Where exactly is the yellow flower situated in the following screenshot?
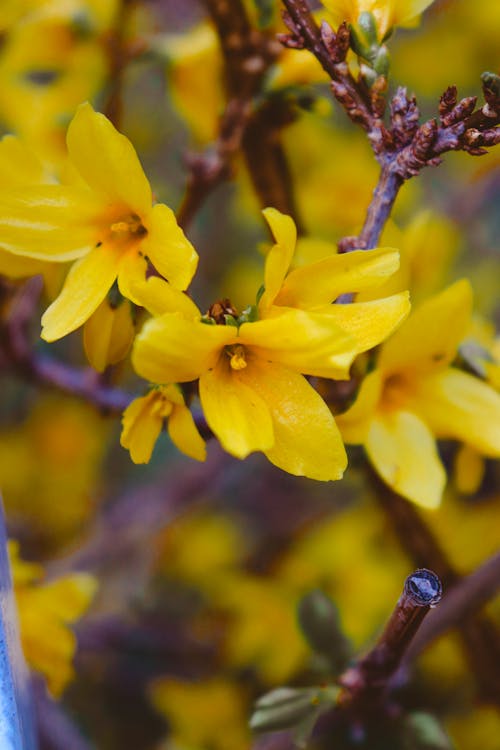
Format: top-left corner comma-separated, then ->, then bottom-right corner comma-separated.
337,280 -> 500,508
322,0 -> 435,39
259,207 -> 411,356
0,102 -> 198,341
9,540 -> 97,697
120,384 -> 206,464
150,677 -> 250,750
133,309 -> 356,480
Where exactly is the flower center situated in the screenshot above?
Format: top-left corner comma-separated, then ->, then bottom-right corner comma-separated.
226,344 -> 247,371
382,372 -> 408,410
106,213 -> 147,247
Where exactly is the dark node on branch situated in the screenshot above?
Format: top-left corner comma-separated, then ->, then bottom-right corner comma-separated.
439,85 -> 458,121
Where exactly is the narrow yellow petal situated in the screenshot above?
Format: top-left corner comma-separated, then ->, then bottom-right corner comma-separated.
316,292 -> 410,353
139,203 -> 198,291
276,247 -> 401,308
66,102 -> 152,216
41,245 -> 121,341
0,248 -> 49,278
168,405 -> 207,461
336,370 -> 383,443
379,280 -> 473,375
0,185 -> 98,261
84,297 -> 135,372
366,409 -> 446,509
259,208 -> 297,311
118,251 -> 200,318
132,314 -> 235,384
241,309 -> 357,379
199,356 -> 274,459
412,368 -> 500,457
240,360 -> 347,480
121,394 -> 165,464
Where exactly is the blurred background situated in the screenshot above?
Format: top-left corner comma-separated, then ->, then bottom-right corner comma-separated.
0,1 -> 499,748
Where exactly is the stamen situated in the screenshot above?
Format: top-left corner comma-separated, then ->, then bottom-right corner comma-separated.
228,344 -> 247,370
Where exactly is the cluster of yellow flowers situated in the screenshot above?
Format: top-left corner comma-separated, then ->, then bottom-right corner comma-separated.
0,101 -> 499,511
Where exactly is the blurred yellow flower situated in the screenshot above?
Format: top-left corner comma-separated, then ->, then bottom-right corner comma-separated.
0,102 -> 198,341
0,396 -> 108,549
150,677 -> 250,750
121,384 -> 206,464
337,280 -> 500,508
322,0 -> 435,39
9,540 -> 97,697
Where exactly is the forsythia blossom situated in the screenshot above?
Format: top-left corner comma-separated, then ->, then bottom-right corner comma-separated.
9,540 -> 97,697
130,210 -> 409,480
0,102 -> 198,341
121,384 -> 206,464
337,280 -> 500,508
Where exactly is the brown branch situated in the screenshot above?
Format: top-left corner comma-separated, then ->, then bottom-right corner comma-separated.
338,570 -> 442,712
373,474 -> 500,704
177,0 -> 301,230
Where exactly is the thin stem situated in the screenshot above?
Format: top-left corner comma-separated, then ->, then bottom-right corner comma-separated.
339,570 -> 442,705
358,165 -> 403,249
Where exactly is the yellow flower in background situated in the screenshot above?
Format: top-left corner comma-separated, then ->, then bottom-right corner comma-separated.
259,208 -> 410,355
121,384 -> 206,464
0,396 -> 108,550
322,0 -> 436,39
337,280 -> 500,508
150,677 -> 250,750
9,540 -> 97,697
0,102 -> 198,341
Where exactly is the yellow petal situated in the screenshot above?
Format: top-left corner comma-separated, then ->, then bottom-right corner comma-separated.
315,292 -> 410,353
336,370 -> 383,443
412,368 -> 500,457
276,247 -> 401,308
121,393 -> 165,464
168,405 -> 207,461
259,208 -> 297,311
118,250 -> 200,318
379,280 -> 473,375
366,409 -> 446,509
454,444 -> 485,495
41,244 -> 121,341
140,203 -> 198,291
83,297 -> 135,372
199,356 -> 274,459
0,185 -> 98,261
240,360 -> 347,480
241,308 -> 357,379
133,314 -> 235,384
66,102 -> 152,217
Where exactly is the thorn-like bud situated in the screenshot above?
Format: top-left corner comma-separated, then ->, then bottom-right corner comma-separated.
440,96 -> 477,127
439,86 -> 458,121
